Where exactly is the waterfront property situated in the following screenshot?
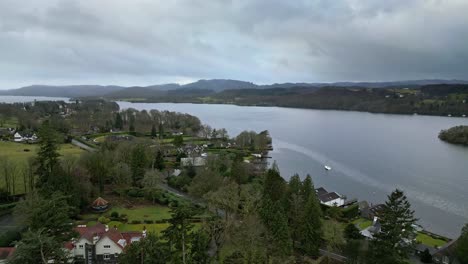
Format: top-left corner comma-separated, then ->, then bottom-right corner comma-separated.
315,187 -> 346,206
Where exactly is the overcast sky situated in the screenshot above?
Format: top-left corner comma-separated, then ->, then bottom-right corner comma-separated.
0,0 -> 467,89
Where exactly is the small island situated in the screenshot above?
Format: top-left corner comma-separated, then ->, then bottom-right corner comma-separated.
439,125 -> 468,146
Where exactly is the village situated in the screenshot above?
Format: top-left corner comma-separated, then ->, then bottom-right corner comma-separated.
0,100 -> 465,264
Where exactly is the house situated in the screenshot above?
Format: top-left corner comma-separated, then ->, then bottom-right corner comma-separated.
360,217 -> 382,239
361,203 -> 386,219
92,197 -> 109,212
432,239 -> 460,264
66,223 -> 145,263
315,187 -> 346,206
172,169 -> 182,177
13,132 -> 24,142
181,157 -> 206,167
0,247 -> 15,263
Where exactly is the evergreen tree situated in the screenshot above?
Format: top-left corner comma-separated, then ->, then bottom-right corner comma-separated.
173,135 -> 184,147
420,248 -> 433,263
260,168 -> 292,257
369,189 -> 417,264
190,230 -> 211,264
151,123 -> 157,138
129,115 -> 136,133
154,150 -> 165,171
115,112 -> 123,130
456,223 -> 468,264
163,205 -> 195,264
35,121 -> 60,189
158,123 -> 164,139
301,174 -> 314,202
301,185 -> 323,257
344,223 -> 363,240
287,174 -> 304,247
130,144 -> 148,186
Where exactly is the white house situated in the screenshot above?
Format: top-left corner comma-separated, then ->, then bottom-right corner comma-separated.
315,187 -> 346,206
181,157 -> 206,167
13,132 -> 24,142
66,223 -> 144,263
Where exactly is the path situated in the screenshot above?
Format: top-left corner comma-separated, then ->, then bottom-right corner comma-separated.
71,139 -> 96,152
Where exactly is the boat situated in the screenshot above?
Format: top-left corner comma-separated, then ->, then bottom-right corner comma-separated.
324,165 -> 331,171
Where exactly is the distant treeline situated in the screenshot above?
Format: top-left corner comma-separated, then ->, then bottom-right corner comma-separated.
439,126 -> 468,146
110,84 -> 468,117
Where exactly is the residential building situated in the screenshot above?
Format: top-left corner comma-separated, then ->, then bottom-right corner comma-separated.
66,223 -> 145,264
315,187 -> 346,206
432,239 -> 460,264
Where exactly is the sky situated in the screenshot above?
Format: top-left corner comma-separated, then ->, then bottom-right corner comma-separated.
0,0 -> 467,89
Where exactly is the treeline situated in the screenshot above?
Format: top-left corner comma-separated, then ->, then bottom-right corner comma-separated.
439,125 -> 468,146
114,84 -> 468,117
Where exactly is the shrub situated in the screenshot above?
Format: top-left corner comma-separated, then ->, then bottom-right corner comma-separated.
98,216 -> 110,224
127,188 -> 145,197
110,211 -> 119,218
131,220 -> 142,224
143,220 -> 154,224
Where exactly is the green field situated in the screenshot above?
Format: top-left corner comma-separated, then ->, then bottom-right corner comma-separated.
0,141 -> 83,163
0,141 -> 84,194
110,205 -> 172,222
416,232 -> 448,247
352,218 -> 373,230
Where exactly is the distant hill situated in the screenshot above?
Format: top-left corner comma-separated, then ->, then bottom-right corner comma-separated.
1,79 -> 468,98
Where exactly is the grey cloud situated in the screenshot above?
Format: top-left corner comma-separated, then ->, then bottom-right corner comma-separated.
0,0 -> 467,88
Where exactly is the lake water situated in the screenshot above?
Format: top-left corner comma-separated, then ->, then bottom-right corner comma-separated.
117,102 -> 468,238
0,95 -> 70,103
1,96 -> 467,237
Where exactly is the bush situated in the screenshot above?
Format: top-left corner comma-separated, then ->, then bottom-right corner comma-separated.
0,230 -> 21,247
98,216 -> 110,224
131,220 -> 142,224
110,211 -> 119,218
143,220 -> 154,224
127,188 -> 145,198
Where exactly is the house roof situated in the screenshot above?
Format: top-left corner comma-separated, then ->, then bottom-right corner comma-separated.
433,238 -> 458,258
316,187 -> 328,197
72,224 -> 144,251
369,204 -> 386,215
318,192 -> 342,203
0,247 -> 15,260
92,197 -> 109,207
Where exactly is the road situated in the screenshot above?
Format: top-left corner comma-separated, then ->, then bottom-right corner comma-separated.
319,248 -> 347,262
71,139 -> 96,152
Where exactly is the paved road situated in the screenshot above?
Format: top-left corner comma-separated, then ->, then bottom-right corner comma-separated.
319,248 -> 347,262
71,139 -> 96,152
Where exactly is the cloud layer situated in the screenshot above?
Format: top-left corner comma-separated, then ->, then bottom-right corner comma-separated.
1,0 -> 467,88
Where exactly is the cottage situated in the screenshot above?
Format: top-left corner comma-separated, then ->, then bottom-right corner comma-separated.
181,157 -> 206,167
361,203 -> 386,219
315,187 -> 346,206
66,223 -> 145,263
91,197 -> 109,212
13,132 -> 23,142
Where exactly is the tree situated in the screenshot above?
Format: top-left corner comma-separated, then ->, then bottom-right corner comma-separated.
369,189 -> 417,264
190,230 -> 210,264
129,114 -> 136,133
301,188 -> 323,257
119,232 -> 168,264
173,135 -> 184,147
163,205 -> 196,264
35,121 -> 61,189
158,122 -> 164,139
142,170 -> 163,204
130,144 -> 149,186
14,191 -> 76,242
115,112 -> 123,130
151,123 -> 157,138
323,220 -> 345,252
9,229 -> 70,264
456,223 -> 468,264
420,248 -> 433,263
154,150 -> 165,171
345,223 -> 363,240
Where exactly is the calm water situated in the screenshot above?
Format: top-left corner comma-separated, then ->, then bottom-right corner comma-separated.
1,96 -> 467,237
117,102 -> 468,238
0,95 -> 70,103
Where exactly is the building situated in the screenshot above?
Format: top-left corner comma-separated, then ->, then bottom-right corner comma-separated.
66,223 -> 145,263
91,197 -> 109,212
361,203 -> 386,219
315,187 -> 346,206
181,157 -> 206,167
13,132 -> 37,142
432,239 -> 460,264
13,132 -> 23,142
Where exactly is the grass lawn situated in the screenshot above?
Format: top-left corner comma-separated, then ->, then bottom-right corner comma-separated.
0,117 -> 18,128
105,205 -> 172,222
0,141 -> 84,194
352,218 -> 373,230
416,232 -> 448,247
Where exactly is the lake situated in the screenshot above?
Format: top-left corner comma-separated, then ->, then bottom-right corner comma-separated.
117,101 -> 468,238
1,96 -> 467,237
0,95 -> 70,103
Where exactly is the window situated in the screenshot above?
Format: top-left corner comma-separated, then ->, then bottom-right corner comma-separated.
78,245 -> 84,249
103,254 -> 110,260
103,245 -> 111,249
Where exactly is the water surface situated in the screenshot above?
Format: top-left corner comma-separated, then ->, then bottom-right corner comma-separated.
118,101 -> 468,238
